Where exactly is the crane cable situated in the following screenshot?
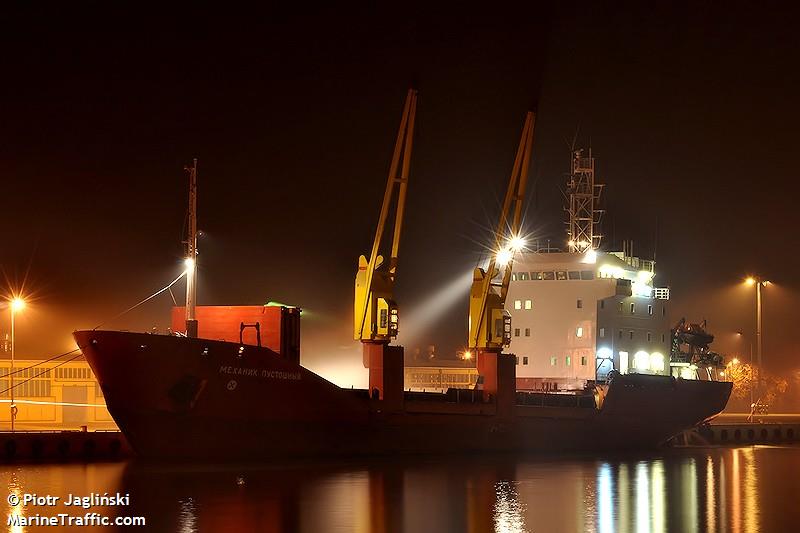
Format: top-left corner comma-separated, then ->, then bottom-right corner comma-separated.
93,270 -> 187,330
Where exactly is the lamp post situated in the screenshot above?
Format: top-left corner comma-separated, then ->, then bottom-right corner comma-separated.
745,277 -> 769,396
736,331 -> 754,408
9,297 -> 25,432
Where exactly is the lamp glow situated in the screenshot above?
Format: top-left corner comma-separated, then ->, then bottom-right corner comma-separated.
496,248 -> 513,266
509,235 -> 526,252
10,298 -> 25,312
745,277 -> 756,286
184,257 -> 196,270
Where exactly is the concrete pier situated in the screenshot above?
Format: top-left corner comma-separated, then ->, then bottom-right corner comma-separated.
0,431 -> 131,462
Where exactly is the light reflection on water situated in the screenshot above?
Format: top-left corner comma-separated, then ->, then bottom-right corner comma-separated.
0,446 -> 796,532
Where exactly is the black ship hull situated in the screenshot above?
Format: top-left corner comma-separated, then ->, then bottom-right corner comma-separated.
75,330 -> 732,460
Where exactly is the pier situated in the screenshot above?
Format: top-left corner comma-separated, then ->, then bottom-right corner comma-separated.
0,431 -> 130,461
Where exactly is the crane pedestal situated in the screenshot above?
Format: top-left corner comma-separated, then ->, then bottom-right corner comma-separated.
476,350 -> 516,416
364,343 -> 404,411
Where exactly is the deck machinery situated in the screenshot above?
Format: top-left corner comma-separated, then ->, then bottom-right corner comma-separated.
468,112 -> 535,400
354,89 -> 417,402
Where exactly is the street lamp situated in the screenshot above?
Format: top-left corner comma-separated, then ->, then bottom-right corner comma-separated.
736,330 -> 754,407
744,276 -> 769,394
9,297 -> 25,432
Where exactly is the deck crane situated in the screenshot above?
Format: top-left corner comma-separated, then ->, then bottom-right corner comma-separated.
354,89 -> 417,400
469,112 -> 535,398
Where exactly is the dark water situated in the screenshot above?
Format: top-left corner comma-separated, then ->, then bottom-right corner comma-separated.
2,446 -> 798,532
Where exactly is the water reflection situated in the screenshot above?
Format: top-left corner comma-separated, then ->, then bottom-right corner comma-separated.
0,446 -> 794,532
493,481 -> 527,533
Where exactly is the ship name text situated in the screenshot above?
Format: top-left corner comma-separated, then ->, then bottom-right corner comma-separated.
218,366 -> 301,380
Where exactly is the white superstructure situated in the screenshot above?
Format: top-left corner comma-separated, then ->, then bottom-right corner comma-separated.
505,249 -> 671,390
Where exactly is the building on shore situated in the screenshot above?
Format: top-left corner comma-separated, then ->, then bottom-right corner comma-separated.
0,357 -> 116,431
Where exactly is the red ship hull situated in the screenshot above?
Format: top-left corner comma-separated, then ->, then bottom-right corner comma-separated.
74,330 -> 731,459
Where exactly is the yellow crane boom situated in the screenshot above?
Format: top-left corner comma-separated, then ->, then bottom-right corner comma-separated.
469,111 -> 535,351
354,89 -> 418,343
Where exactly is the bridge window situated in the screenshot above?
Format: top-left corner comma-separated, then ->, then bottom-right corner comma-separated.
514,300 -> 522,310
525,300 -> 532,310
514,328 -> 520,337
550,356 -> 557,366
523,357 -> 529,365
525,328 -> 530,337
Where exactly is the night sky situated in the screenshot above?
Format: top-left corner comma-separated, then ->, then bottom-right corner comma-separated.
1,4 -> 798,383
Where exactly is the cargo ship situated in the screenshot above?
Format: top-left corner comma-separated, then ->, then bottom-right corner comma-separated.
74,324 -> 730,459
74,92 -> 731,459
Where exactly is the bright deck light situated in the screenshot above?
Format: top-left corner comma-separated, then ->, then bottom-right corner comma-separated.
496,248 -> 513,266
509,235 -> 526,252
184,257 -> 196,270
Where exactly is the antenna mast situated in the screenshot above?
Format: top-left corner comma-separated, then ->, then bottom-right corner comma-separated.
566,149 -> 603,252
185,158 -> 198,338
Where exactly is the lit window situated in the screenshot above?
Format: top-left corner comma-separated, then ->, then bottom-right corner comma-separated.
650,352 -> 665,372
600,327 -> 605,338
523,356 -> 529,365
619,351 -> 629,374
634,351 -> 650,370
556,271 -> 567,280
648,304 -> 653,315
514,328 -> 520,337
581,356 -> 587,366
576,326 -> 584,338
525,328 -> 530,337
519,272 -> 529,281
566,355 -> 572,366
512,273 -> 517,281
550,356 -> 557,366
577,299 -> 583,309
514,300 -> 522,310
630,303 -> 635,314
525,300 -> 532,310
